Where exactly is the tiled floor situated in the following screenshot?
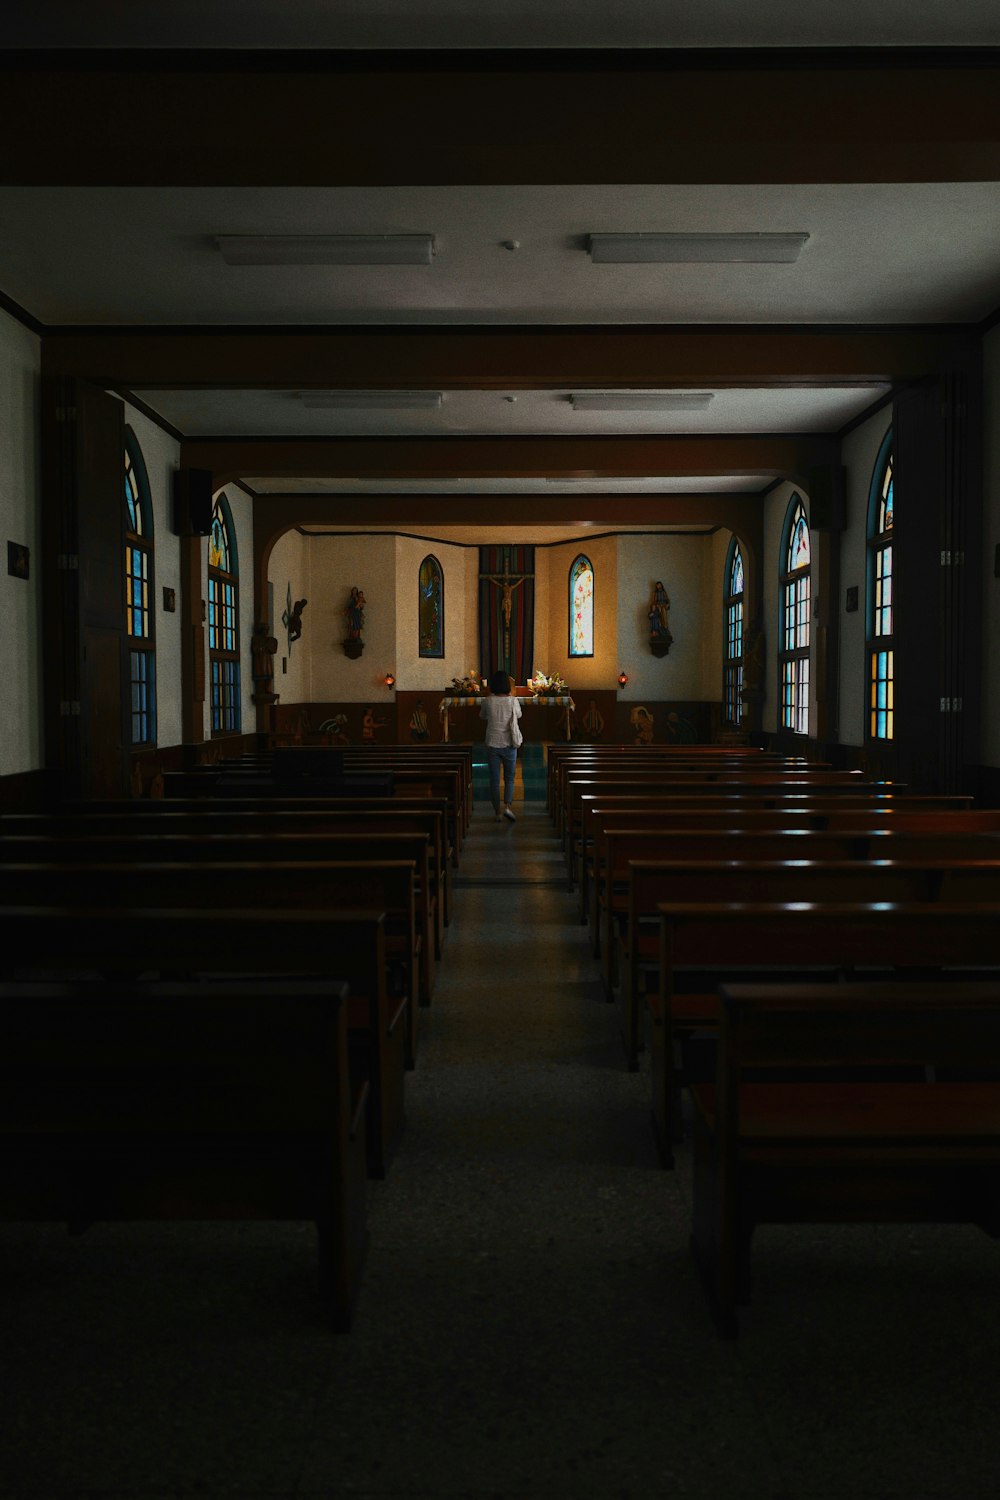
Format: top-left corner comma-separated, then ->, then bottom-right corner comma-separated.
3,799 -> 1000,1497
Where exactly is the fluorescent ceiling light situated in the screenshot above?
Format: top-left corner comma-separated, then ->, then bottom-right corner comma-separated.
298,391 -> 444,410
570,392 -> 714,412
588,232 -> 809,264
216,234 -> 436,266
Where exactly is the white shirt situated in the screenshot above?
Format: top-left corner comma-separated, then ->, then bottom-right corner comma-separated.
479,694 -> 523,747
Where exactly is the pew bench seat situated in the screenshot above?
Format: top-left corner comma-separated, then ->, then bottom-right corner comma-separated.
690,981 -> 1000,1338
0,976 -> 369,1330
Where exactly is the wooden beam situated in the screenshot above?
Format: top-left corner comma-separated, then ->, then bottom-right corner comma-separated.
5,54 -> 1000,185
42,327 -> 966,392
183,434 -> 836,488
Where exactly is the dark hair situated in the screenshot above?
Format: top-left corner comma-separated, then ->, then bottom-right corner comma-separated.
488,670 -> 511,695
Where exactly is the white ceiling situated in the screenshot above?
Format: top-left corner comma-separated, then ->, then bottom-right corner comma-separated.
147,385 -> 889,439
5,185 -> 1000,329
3,0 -> 1000,49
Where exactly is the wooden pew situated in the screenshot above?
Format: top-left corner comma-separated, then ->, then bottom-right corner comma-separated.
559,771 -> 873,872
650,901 -> 1000,1170
555,761 -> 838,843
0,904 -> 406,1180
0,857 -> 420,1070
616,856 -> 1000,1068
0,826 -> 438,1005
596,824 -> 1000,994
692,980 -> 1000,1337
0,975 -> 368,1330
4,804 -> 450,950
544,743 -> 793,814
578,795 -> 975,928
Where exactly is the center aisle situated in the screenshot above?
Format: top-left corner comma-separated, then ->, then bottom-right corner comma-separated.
306,800 -> 778,1495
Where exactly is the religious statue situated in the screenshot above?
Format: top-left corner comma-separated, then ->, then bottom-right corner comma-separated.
409,700 -> 430,741
582,699 -> 605,738
649,581 -> 671,638
251,622 -> 279,705
480,564 -> 530,628
343,587 -> 366,657
647,580 -> 674,656
345,587 -> 365,639
630,705 -> 655,745
287,598 -> 307,643
362,706 -> 387,741
317,713 -> 350,745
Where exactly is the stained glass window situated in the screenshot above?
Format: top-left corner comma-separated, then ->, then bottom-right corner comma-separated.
208,493 -> 241,735
723,538 -> 744,726
418,555 -> 444,657
123,429 -> 155,745
779,496 -> 810,735
569,554 -> 594,658
867,430 -> 894,740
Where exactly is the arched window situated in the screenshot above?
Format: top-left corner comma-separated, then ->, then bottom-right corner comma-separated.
124,429 -> 155,745
723,538 -> 744,726
569,554 -> 594,657
867,429 -> 894,741
418,554 -> 444,657
208,492 -> 241,735
779,496 -> 811,735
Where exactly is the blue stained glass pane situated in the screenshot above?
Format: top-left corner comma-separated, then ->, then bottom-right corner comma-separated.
730,545 -> 744,596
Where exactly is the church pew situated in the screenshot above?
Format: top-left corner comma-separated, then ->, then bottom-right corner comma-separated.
547,749 -> 806,820
4,803 -> 451,945
0,905 -> 405,1181
555,760 -> 833,843
650,901 -> 1000,1170
0,975 -> 368,1330
582,797 -> 981,938
595,823 -> 1000,986
692,980 -> 1000,1337
0,826 -> 438,1003
616,856 -> 1000,1069
559,771 -> 872,871
164,760 -> 467,863
0,858 -> 420,1072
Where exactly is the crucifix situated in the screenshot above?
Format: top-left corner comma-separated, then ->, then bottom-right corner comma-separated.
479,562 -> 531,630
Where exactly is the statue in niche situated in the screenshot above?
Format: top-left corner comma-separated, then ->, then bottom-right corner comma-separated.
648,581 -> 672,638
343,587 -> 366,657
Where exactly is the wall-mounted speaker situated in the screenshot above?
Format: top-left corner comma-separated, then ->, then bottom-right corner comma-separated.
806,464 -> 846,532
172,468 -> 214,536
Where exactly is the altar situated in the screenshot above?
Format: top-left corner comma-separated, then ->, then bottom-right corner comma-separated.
438,690 -> 576,742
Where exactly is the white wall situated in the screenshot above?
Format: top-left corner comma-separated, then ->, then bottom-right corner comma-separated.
0,309 -> 42,775
839,408 -> 892,748
616,533 -> 714,701
308,534 -> 397,701
121,403 -> 183,747
982,326 -> 1000,768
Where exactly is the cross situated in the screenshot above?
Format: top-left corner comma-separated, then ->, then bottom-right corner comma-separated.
479,562 -> 532,629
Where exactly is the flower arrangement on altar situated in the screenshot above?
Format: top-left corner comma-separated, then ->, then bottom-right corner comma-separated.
449,669 -> 484,695
527,670 -> 568,697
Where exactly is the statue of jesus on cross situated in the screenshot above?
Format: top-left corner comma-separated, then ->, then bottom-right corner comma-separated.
479,563 -> 530,629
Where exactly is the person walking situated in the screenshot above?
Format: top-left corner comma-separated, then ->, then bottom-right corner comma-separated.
479,670 -> 523,822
